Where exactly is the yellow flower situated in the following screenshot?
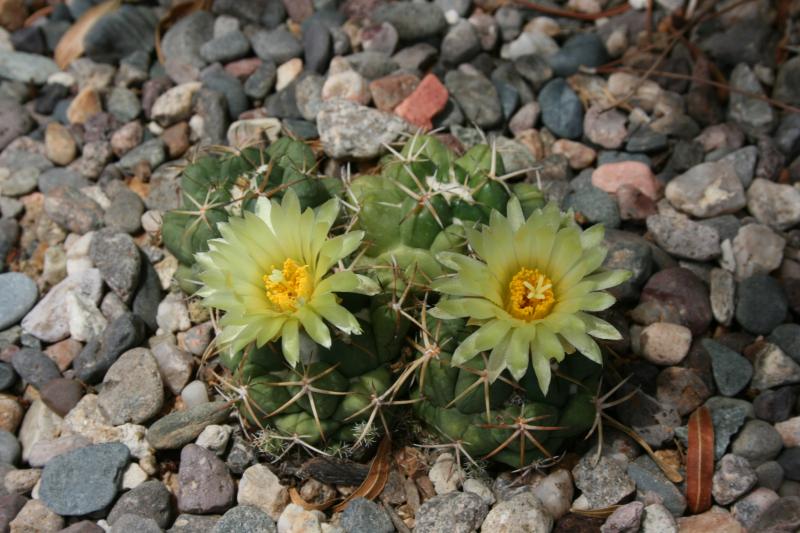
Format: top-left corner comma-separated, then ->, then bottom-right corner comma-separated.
431,199 -> 630,393
196,191 -> 378,366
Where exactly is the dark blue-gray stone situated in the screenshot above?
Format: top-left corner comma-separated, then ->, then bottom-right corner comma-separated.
340,498 -> 394,533
547,33 -> 609,77
736,275 -> 788,335
11,348 -> 60,390
564,187 -> 621,228
768,324 -> 800,364
627,455 -> 686,516
539,78 -> 583,139
201,64 -> 249,119
83,5 -> 158,64
0,430 -> 20,465
302,20 -> 331,74
212,505 -> 276,533
704,339 -> 753,396
39,443 -> 131,516
107,480 -> 173,528
73,313 -> 146,384
0,273 -> 37,331
372,2 -> 447,41
0,363 -> 16,392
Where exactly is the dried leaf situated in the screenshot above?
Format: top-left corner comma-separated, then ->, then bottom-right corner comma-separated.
155,0 -> 212,64
604,416 -> 683,483
54,0 -> 122,70
333,435 -> 392,513
570,505 -> 620,519
288,487 -> 337,511
686,406 -> 714,514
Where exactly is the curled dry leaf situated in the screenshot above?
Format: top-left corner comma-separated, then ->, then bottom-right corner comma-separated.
686,405 -> 714,514
288,487 -> 337,512
333,435 -> 392,513
54,0 -> 122,70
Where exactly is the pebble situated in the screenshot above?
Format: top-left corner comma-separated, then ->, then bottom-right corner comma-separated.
754,387 -> 796,423
394,73 -> 449,130
0,395 -> 22,433
117,138 -> 166,174
181,380 -> 210,408
676,507 -> 745,533
107,480 -> 173,529
746,179 -> 800,231
277,503 -> 324,533
251,26 -> 302,65
735,276 -> 788,335
361,22 -> 399,55
732,487 -> 779,529
709,268 -> 735,326
109,513 -> 162,533
757,461 -> 785,491
665,160 -> 745,218
712,453 -> 758,505
170,513 -> 222,532
732,223 -> 785,280
146,400 -> 230,450
627,455 -> 687,516
200,30 -> 250,64
161,11 -> 213,82
213,505 -> 276,533
11,348 -> 60,390
592,161 -> 660,199
428,453 -> 463,494
0,273 -> 37,331
602,501 -> 644,533
98,348 -> 164,425
441,20 -> 480,65
244,60 -> 277,100
151,82 -> 201,128
774,56 -> 800,105
481,491 -> 553,533
538,78 -> 583,139
27,434 -> 90,468
9,499 -> 63,531
444,69 -> 502,129
73,312 -> 147,384
776,417 -> 800,449
728,63 -> 775,133
0,493 -> 27,532
414,491 -> 488,533
640,322 -> 692,365
195,424 -> 232,456
372,2 -> 446,41
768,324 -> 800,364
177,444 -> 234,514
39,442 -> 130,516
572,454 -> 635,509
104,189 -> 145,234
369,72 -> 419,112
0,363 -> 15,392
0,429 -> 19,465
732,420 -> 785,466
317,99 -> 411,159
530,469 -> 572,520
237,463 -> 288,521
656,366 -> 711,415
0,50 -> 58,84
340,497 -> 393,533
90,229 -> 141,304
150,341 -> 193,395
4,468 -> 40,494
646,210 -> 721,261
21,268 -> 103,344
43,186 -> 104,234
704,339 -> 752,397
321,69 -> 370,105
640,503 -> 677,533
753,496 -> 800,531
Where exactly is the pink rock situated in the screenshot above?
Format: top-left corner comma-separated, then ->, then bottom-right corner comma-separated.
617,184 -> 657,221
677,507 -> 745,533
224,57 -> 262,80
591,161 -> 662,200
394,73 -> 449,130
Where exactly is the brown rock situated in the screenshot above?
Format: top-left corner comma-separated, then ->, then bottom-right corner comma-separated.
44,122 -> 77,166
638,267 -> 713,335
369,73 -> 420,111
516,129 -> 545,160
224,57 -> 263,79
67,88 -> 103,125
677,507 -> 745,533
0,0 -> 26,31
551,139 -> 595,169
40,379 -> 83,418
0,395 -> 23,433
161,122 -> 190,159
617,184 -> 657,221
656,367 -> 711,416
44,339 -> 82,372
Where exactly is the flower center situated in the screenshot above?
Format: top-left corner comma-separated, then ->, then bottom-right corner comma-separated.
507,267 -> 555,321
263,258 -> 313,312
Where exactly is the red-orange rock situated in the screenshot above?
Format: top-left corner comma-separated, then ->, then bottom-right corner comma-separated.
369,73 -> 420,111
394,73 -> 449,130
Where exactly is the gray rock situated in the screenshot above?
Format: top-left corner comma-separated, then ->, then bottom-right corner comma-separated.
73,312 -> 147,384
0,493 -> 27,532
109,513 -> 162,533
751,496 -> 800,532
0,51 -> 59,84
344,51 -> 399,80
161,11 -> 214,81
627,455 -> 686,516
539,78 -> 584,139
751,343 -> 800,391
564,187 -> 621,228
640,503 -> 678,533
712,453 -> 758,505
777,448 -> 800,481
98,348 -> 164,425
732,223 -> 785,280
548,33 -> 609,77
200,30 -> 250,64
43,186 -> 104,234
444,70 -> 503,129
82,5 -> 158,64
414,491 -> 488,533
302,20 -> 331,74
732,420 -> 784,467
704,339 -> 752,397
665,160 -> 746,218
11,348 -> 60,390
0,273 -> 37,331
720,145 -> 757,187
59,519 -> 105,532
340,498 -> 393,533
132,258 -> 162,332
646,210 -> 721,261
746,178 -> 800,231
106,87 -> 141,123
0,362 -> 15,391
212,505 -> 275,533
774,56 -> 800,106
177,444 -> 234,514
573,454 -> 636,508
250,26 -> 302,64
736,275 -> 788,335
754,387 -> 796,423
728,63 -> 775,133
108,480 -> 173,528
769,324 -> 800,364
294,73 -> 324,121
89,229 -> 142,304
200,64 -> 249,119
317,99 -> 411,159
392,43 -> 438,72
104,189 -> 145,234
38,168 -> 90,195
170,513 -> 221,532
39,442 -> 130,516
441,20 -> 480,65
117,138 -> 166,174
0,430 -> 20,465
602,501 -> 644,533
146,401 -> 231,450
372,2 -> 446,41
244,60 -> 276,100
756,461 -> 784,491
194,88 -> 229,145
481,491 -> 553,532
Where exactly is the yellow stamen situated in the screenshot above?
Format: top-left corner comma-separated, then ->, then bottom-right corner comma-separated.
508,267 -> 555,321
263,258 -> 312,312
